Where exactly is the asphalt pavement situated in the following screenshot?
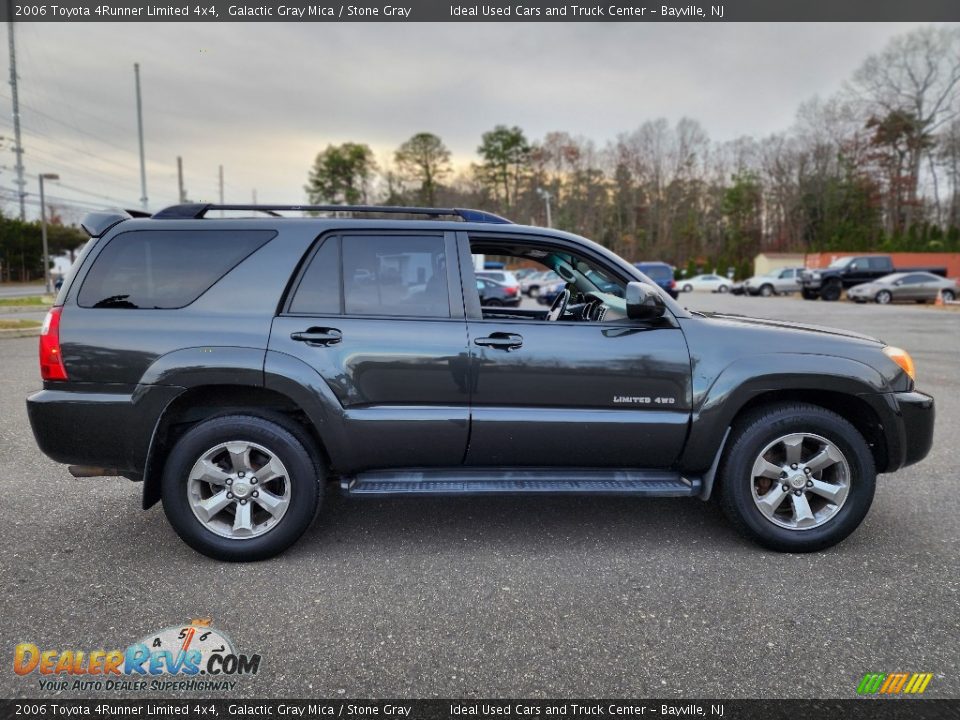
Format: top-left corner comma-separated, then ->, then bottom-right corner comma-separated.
1,292 -> 957,699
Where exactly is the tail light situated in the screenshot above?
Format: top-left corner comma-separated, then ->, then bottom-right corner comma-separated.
505,285 -> 519,296
669,279 -> 676,289
39,307 -> 68,381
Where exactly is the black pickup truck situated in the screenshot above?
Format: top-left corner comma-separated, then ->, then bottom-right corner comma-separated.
800,254 -> 947,301
26,205 -> 935,560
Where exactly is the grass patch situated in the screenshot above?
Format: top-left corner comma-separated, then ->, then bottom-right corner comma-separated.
0,295 -> 53,307
0,319 -> 41,329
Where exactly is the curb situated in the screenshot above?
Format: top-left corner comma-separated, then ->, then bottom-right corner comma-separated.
0,326 -> 40,339
0,305 -> 51,315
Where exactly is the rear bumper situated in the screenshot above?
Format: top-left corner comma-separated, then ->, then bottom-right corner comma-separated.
891,390 -> 935,470
26,385 -> 180,474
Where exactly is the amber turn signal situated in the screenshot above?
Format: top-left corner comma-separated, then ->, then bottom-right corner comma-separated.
883,346 -> 916,382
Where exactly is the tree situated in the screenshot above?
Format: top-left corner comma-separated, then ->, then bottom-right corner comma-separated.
394,133 -> 451,206
475,125 -> 531,210
849,25 -> 960,228
305,143 -> 377,205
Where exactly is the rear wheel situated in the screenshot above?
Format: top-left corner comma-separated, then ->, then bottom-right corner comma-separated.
528,286 -> 540,298
683,284 -> 693,293
718,404 -> 875,552
161,415 -> 321,561
941,289 -> 955,302
718,284 -> 729,293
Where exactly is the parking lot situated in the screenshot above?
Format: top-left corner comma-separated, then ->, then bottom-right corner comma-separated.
1,292 -> 957,699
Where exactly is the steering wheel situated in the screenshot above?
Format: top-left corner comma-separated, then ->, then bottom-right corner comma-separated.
545,288 -> 571,322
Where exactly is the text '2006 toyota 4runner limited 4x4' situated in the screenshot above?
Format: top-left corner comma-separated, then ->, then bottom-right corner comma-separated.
27,204 -> 935,561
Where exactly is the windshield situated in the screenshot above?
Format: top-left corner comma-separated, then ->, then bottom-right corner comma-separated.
828,257 -> 854,268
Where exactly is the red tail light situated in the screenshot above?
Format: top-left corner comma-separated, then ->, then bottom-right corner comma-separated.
39,307 -> 68,381
505,285 -> 519,296
669,279 -> 676,288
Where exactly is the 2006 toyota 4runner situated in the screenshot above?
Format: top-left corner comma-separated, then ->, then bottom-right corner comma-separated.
27,204 -> 935,560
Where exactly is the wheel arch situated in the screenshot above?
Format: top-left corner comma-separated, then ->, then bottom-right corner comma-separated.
141,384 -> 333,509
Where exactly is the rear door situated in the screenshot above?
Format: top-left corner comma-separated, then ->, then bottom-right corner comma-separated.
269,231 -> 471,471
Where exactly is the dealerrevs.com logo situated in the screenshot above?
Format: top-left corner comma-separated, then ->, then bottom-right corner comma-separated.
13,619 -> 261,693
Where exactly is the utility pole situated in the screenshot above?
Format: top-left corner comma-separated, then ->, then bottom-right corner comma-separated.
177,156 -> 185,203
537,187 -> 553,228
134,63 -> 147,211
39,173 -> 59,293
7,13 -> 26,220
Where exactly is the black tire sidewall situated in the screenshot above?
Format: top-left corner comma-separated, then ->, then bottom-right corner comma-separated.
720,407 -> 876,552
161,415 -> 320,561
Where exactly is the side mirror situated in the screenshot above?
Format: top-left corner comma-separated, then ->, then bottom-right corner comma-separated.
626,281 -> 666,320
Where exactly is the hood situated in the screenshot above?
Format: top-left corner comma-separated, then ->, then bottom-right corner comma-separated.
848,282 -> 883,293
696,311 -> 883,345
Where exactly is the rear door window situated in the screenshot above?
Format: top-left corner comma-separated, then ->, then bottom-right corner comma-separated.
78,229 -> 275,309
341,235 -> 450,318
289,237 -> 342,315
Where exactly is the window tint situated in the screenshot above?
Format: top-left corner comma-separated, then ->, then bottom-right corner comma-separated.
900,274 -> 926,285
289,237 -> 341,314
868,257 -> 891,270
78,230 -> 274,309
342,235 -> 449,318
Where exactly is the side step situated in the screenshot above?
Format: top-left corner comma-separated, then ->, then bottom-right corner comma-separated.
341,468 -> 699,497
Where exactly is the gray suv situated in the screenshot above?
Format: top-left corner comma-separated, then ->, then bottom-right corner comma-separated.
27,204 -> 935,561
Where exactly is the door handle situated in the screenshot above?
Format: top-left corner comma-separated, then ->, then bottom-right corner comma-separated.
290,327 -> 342,346
474,332 -> 523,350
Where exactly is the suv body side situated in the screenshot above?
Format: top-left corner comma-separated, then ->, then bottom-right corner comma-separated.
28,218 -> 932,516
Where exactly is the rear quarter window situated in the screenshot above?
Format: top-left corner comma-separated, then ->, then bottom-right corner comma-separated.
78,229 -> 275,309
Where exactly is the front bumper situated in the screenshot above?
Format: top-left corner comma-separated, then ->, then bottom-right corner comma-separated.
891,390 -> 935,470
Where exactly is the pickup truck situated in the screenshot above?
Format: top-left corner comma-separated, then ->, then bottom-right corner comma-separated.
799,255 -> 947,301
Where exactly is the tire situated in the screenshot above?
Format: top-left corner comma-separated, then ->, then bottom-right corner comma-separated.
801,289 -> 819,301
682,284 -> 693,293
759,284 -> 774,297
486,299 -> 503,306
161,414 -> 321,561
941,289 -> 955,302
821,283 -> 842,302
528,286 -> 540,298
717,403 -> 875,553
875,290 -> 892,305
718,284 -> 729,293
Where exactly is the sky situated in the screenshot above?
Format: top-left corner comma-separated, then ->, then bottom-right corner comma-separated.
0,21 -> 947,221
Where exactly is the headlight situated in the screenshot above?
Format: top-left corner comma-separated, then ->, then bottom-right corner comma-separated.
812,272 -> 821,279
883,346 -> 916,381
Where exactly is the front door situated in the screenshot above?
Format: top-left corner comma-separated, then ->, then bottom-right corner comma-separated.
460,235 -> 692,468
269,231 -> 471,472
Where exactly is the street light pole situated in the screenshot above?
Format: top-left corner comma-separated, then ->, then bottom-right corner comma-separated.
39,173 -> 59,294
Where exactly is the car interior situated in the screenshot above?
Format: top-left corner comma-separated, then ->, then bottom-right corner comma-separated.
468,238 -> 638,324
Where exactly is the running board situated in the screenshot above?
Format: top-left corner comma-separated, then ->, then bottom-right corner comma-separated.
341,468 -> 699,497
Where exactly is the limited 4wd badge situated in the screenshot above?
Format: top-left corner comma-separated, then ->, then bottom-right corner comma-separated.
13,619 -> 261,692
613,395 -> 676,405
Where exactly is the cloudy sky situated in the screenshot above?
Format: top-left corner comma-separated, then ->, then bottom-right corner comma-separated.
0,21 -> 946,219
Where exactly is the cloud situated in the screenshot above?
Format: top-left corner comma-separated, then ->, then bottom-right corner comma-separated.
0,21 -> 943,215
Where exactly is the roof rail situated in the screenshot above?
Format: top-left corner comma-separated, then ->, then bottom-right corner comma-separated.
151,204 -> 513,224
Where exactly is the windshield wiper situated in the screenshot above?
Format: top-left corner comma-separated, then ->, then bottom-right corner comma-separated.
92,294 -> 139,309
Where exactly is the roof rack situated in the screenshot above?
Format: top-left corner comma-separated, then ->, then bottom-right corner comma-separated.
151,203 -> 513,224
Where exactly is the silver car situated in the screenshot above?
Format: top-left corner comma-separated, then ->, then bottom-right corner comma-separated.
742,267 -> 803,297
847,272 -> 958,304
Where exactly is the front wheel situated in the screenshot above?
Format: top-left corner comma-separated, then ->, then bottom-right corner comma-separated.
875,290 -> 892,305
718,403 -> 875,552
682,284 -> 693,293
801,289 -> 819,300
161,415 -> 321,561
759,284 -> 774,297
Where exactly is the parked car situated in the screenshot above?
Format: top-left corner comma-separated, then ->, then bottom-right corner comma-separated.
847,272 -> 958,304
536,278 -> 567,306
28,203 -> 934,560
800,255 -> 947,301
634,261 -> 679,299
476,269 -> 519,287
742,267 -> 804,297
680,274 -> 731,293
476,277 -> 521,307
521,270 -> 559,298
